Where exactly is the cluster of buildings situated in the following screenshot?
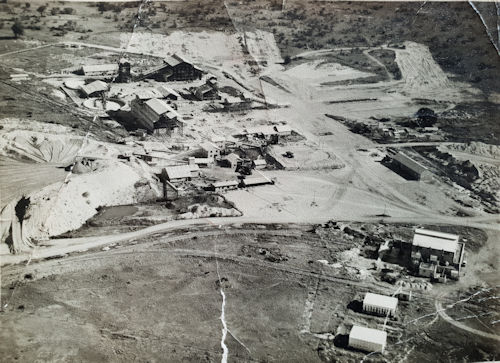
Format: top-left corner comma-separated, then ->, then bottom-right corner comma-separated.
347,228 -> 467,355
410,228 -> 466,281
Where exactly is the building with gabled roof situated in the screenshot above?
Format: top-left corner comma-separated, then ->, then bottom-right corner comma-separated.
144,54 -> 203,82
157,85 -> 181,100
163,164 -> 200,182
193,83 -> 219,101
131,97 -> 184,134
386,149 -> 432,181
80,80 -> 108,97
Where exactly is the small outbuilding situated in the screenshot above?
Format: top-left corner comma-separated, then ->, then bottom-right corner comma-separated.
212,180 -> 239,192
362,292 -> 398,317
348,325 -> 387,354
252,158 -> 267,170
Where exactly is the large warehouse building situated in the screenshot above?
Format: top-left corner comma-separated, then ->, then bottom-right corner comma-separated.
349,325 -> 387,354
410,228 -> 465,280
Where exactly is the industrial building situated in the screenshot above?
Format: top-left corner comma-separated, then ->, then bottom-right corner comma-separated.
130,98 -> 184,135
348,325 -> 387,354
145,54 -> 203,82
157,85 -> 181,100
80,80 -> 108,97
193,83 -> 219,101
411,228 -> 465,280
386,149 -> 432,181
116,59 -> 132,83
163,164 -> 200,182
81,64 -> 119,77
362,292 -> 398,317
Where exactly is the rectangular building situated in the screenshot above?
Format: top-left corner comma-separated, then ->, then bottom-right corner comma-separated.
212,180 -> 239,192
349,325 -> 387,354
387,149 -> 432,181
363,293 -> 398,317
82,64 -> 119,77
80,80 -> 108,97
145,54 -> 203,82
163,164 -> 199,182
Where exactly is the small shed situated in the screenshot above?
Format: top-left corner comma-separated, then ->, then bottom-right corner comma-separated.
212,180 -> 239,192
348,325 -> 387,354
252,159 -> 267,170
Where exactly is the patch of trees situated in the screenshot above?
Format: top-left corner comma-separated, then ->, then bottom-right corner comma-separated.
11,19 -> 24,38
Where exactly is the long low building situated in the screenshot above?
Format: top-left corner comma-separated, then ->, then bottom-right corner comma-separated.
82,63 -> 119,77
348,325 -> 387,354
386,149 -> 432,181
363,292 -> 398,317
163,164 -> 200,182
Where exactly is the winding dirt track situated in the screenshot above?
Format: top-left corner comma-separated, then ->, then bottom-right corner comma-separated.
435,300 -> 500,342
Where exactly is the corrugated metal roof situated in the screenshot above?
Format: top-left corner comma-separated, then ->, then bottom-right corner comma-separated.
350,326 -> 387,346
363,293 -> 398,310
413,228 -> 459,253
